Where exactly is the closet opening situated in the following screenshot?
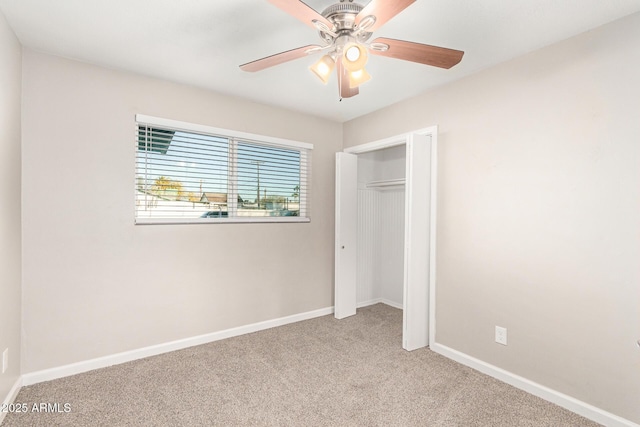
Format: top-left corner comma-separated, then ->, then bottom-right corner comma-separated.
355,144 -> 406,310
335,130 -> 436,351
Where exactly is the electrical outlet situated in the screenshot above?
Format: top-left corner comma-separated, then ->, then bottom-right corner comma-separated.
2,348 -> 7,374
495,326 -> 508,346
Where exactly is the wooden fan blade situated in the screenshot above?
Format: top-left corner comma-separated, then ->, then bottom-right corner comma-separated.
355,0 -> 415,32
267,0 -> 333,30
369,37 -> 464,69
240,45 -> 321,72
337,58 -> 358,99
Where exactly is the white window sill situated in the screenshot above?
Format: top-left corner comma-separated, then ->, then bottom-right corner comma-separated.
135,217 -> 310,225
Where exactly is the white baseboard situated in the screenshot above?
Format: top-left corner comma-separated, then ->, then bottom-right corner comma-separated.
357,298 -> 403,310
22,306 -> 334,387
431,342 -> 639,427
357,298 -> 382,308
380,299 -> 403,310
0,376 -> 23,425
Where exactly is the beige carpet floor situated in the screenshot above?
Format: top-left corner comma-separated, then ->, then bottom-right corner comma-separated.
2,304 -> 601,426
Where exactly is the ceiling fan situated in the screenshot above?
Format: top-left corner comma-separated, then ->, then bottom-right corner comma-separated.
240,0 -> 464,99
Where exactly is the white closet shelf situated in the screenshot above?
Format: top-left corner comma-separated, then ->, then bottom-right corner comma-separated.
366,178 -> 406,190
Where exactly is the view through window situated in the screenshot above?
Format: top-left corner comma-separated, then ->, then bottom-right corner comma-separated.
135,116 -> 311,223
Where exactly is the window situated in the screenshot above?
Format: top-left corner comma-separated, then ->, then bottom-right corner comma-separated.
135,115 -> 312,224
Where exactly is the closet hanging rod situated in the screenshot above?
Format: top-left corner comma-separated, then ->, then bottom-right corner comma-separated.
366,178 -> 406,189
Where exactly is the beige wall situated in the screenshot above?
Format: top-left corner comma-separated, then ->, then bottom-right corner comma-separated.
21,50 -> 342,373
0,13 -> 22,402
0,9 -> 22,402
345,13 -> 640,423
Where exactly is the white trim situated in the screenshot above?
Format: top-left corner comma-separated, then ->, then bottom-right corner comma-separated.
343,135 -> 405,154
22,306 -> 333,387
427,129 -> 438,347
136,114 -> 313,150
402,133 -> 432,351
431,343 -> 640,427
357,298 -> 383,308
357,298 -> 403,310
135,217 -> 310,225
343,126 -> 438,155
0,376 -> 23,425
381,299 -> 403,310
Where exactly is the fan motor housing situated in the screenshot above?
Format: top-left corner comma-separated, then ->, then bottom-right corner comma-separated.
320,1 -> 371,43
321,2 -> 363,19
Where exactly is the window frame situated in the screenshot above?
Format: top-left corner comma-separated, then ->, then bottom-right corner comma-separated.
135,114 -> 312,225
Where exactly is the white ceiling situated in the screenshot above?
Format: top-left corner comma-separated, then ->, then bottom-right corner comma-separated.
1,0 -> 640,122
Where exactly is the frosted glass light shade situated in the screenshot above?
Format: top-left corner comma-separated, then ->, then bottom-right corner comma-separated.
342,43 -> 368,72
349,67 -> 371,88
309,55 -> 335,84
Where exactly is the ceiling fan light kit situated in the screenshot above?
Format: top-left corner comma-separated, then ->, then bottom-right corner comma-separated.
240,0 -> 465,99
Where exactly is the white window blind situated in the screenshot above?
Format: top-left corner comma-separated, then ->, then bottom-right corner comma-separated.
135,115 -> 312,224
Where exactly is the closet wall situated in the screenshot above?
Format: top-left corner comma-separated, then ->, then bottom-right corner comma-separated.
356,145 -> 406,308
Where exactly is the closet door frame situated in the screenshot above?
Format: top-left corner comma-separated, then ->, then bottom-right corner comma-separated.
341,126 -> 438,349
